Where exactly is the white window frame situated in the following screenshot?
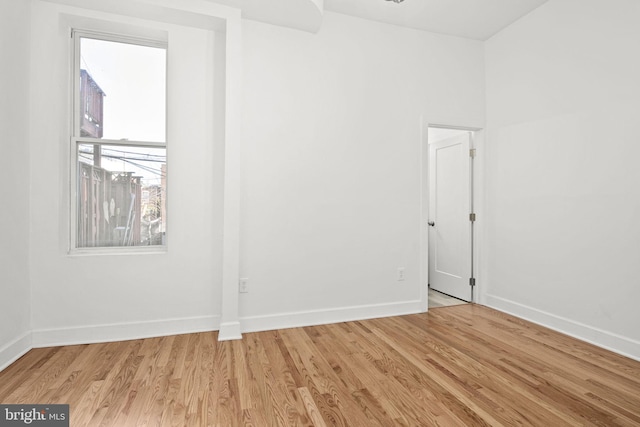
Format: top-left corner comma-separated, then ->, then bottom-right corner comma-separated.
69,29 -> 168,254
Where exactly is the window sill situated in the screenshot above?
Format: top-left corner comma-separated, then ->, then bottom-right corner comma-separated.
68,246 -> 168,257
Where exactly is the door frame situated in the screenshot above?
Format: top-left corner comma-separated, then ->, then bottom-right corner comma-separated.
419,121 -> 484,311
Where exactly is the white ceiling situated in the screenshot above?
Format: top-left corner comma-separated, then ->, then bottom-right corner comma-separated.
205,0 -> 324,32
204,0 -> 548,39
323,0 -> 549,40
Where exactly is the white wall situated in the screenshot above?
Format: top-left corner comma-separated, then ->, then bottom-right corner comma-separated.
3,1 -> 485,355
0,0 -> 33,370
28,1 -> 225,345
239,12 -> 485,330
484,0 -> 640,359
4,0 -> 637,368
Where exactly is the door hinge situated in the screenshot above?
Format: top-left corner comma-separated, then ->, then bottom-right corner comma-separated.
469,213 -> 476,222
470,277 -> 476,287
469,148 -> 476,158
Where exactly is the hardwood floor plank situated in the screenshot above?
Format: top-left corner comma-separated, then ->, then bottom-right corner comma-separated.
297,386 -> 327,427
435,307 -> 640,424
280,327 -> 362,427
364,321 -> 501,426
260,331 -> 314,426
251,333 -> 294,426
241,335 -> 274,425
419,306 -> 640,426
383,316 -> 586,426
1,304 -> 639,426
6,345 -> 87,404
332,331 -> 433,424
70,380 -> 106,427
89,341 -> 145,426
399,312 -> 614,426
303,325 -> 397,425
364,327 -> 514,425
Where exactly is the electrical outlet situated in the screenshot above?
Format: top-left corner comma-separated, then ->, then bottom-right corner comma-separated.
239,278 -> 249,293
397,268 -> 405,281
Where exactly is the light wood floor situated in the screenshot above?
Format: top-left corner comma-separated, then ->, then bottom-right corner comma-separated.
428,288 -> 468,308
1,304 -> 639,426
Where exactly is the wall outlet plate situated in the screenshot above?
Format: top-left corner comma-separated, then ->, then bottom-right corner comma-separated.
239,278 -> 249,293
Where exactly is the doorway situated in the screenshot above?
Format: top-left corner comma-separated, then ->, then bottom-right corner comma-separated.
425,125 -> 478,306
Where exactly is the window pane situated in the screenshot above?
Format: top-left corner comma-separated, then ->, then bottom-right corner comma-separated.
79,38 -> 166,142
77,144 -> 167,248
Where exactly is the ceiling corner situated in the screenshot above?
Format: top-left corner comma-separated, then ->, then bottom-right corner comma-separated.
204,0 -> 324,33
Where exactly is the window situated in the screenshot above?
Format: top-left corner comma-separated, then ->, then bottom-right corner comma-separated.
71,31 -> 167,249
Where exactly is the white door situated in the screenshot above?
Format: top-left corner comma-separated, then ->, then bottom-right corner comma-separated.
428,132 -> 472,301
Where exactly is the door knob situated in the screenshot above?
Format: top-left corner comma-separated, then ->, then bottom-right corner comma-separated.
428,221 -> 435,227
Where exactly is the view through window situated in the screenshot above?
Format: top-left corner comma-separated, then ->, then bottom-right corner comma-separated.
73,33 -> 167,248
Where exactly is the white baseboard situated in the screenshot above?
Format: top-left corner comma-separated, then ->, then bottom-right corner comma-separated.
240,300 -> 423,334
3,302 -> 421,371
218,321 -> 242,341
31,315 -> 220,348
0,331 -> 32,372
484,294 -> 640,362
